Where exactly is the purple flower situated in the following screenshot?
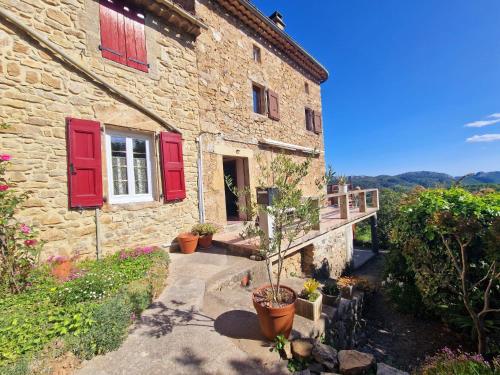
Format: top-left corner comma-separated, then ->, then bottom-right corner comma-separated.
0,154 -> 11,161
20,224 -> 31,234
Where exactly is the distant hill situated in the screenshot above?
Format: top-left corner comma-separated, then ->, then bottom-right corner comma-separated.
350,171 -> 500,190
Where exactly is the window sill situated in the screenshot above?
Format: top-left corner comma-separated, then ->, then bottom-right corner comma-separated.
102,199 -> 161,212
251,112 -> 268,121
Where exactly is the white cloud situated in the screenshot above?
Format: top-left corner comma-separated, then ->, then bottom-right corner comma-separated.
464,119 -> 500,128
466,134 -> 500,143
489,113 -> 500,119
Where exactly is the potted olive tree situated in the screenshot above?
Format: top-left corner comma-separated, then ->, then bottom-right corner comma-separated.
192,223 -> 220,248
227,154 -> 322,340
296,278 -> 323,321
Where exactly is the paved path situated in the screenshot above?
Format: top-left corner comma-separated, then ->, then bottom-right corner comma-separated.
77,248 -> 287,375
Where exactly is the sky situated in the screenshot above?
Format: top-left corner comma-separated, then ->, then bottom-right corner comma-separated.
252,0 -> 500,176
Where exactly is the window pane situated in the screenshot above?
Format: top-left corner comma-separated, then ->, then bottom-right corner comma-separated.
111,137 -> 128,195
133,139 -> 148,194
253,86 -> 261,113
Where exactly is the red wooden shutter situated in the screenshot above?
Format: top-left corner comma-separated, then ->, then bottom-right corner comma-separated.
160,132 -> 186,201
313,111 -> 323,134
123,6 -> 148,72
66,118 -> 103,208
267,90 -> 280,121
99,0 -> 127,66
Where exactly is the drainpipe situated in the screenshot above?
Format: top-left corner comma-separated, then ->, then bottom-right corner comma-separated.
196,133 -> 207,223
95,208 -> 102,260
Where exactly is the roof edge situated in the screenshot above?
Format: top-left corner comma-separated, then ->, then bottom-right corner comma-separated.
216,0 -> 329,83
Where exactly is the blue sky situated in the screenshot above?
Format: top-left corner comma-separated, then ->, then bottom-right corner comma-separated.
252,0 -> 500,176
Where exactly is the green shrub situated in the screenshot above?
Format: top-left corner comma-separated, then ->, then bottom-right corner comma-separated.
66,293 -> 133,360
125,279 -> 152,315
0,150 -> 45,294
387,187 -> 500,354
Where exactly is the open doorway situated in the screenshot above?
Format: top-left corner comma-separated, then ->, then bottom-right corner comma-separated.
223,156 -> 250,222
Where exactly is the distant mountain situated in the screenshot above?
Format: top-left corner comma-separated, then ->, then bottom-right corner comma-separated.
350,171 -> 500,190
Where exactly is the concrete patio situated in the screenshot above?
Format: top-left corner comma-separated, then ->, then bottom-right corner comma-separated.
76,248 -> 287,375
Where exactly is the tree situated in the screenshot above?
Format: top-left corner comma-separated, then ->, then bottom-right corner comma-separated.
227,154 -> 322,304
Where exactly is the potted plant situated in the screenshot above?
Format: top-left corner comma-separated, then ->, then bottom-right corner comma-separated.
177,232 -> 199,254
321,280 -> 340,307
337,175 -> 348,193
296,278 -> 323,321
227,154 -> 322,340
192,223 -> 219,248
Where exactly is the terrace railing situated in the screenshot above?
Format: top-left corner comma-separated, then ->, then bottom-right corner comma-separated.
325,188 -> 379,221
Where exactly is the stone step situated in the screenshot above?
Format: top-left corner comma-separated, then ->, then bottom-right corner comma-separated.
206,257 -> 268,293
291,304 -> 336,340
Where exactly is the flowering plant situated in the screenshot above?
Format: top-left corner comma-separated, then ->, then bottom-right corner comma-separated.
0,142 -> 45,293
118,246 -> 159,260
420,347 -> 498,375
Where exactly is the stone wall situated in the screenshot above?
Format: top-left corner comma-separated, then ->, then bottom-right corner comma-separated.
271,224 -> 353,280
0,0 -> 330,258
195,0 -> 326,224
0,0 -> 200,258
308,226 -> 353,279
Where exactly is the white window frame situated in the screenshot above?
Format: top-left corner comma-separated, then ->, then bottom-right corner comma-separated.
105,130 -> 154,204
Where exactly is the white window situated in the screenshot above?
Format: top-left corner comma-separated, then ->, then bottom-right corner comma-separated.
105,131 -> 153,204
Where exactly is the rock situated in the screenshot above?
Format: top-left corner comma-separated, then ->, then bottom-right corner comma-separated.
291,338 -> 314,360
308,362 -> 325,374
312,343 -> 338,371
283,340 -> 293,359
294,370 -> 310,375
377,363 -> 409,375
338,350 -> 376,375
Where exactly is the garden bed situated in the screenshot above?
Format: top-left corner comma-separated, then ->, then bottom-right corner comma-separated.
0,247 -> 169,375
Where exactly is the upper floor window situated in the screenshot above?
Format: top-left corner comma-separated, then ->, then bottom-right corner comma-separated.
253,45 -> 261,63
305,108 -> 314,131
99,0 -> 149,72
253,84 -> 265,114
304,82 -> 309,94
105,131 -> 154,204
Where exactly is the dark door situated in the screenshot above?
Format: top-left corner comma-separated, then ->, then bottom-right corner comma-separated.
223,159 -> 239,220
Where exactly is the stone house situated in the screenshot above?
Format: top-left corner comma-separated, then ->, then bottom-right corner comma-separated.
0,0 -> 377,275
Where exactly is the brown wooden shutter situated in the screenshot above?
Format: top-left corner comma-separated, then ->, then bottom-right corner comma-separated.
313,111 -> 322,134
66,118 -> 103,208
267,90 -> 280,121
159,132 -> 186,201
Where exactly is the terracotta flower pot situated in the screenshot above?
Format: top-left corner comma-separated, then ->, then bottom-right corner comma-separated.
198,234 -> 213,248
252,284 -> 297,340
177,233 -> 199,254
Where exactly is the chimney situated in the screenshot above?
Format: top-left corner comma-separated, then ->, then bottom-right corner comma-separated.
269,11 -> 286,31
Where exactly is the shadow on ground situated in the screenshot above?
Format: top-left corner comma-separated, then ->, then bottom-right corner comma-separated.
132,300 -> 215,338
214,310 -> 266,342
174,346 -> 286,375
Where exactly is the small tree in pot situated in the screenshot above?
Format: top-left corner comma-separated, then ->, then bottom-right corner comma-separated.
227,154 -> 323,339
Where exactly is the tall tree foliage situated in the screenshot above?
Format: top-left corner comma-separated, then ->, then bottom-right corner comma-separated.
391,187 -> 499,354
